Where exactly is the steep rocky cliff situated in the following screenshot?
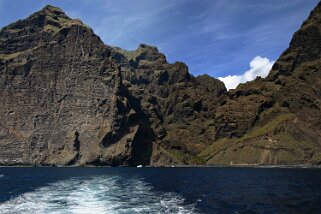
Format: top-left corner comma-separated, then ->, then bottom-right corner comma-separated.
200,2 -> 321,165
108,44 -> 227,165
0,6 -> 132,166
0,3 -> 320,166
0,5 -> 225,166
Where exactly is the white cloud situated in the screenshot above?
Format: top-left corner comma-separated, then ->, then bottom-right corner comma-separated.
218,56 -> 275,90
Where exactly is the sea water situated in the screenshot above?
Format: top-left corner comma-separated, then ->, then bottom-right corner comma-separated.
0,167 -> 320,213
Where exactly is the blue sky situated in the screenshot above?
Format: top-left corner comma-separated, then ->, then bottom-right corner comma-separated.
0,0 -> 318,87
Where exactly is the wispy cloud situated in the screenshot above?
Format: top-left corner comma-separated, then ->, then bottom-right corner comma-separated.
93,1 -> 179,49
218,56 -> 275,90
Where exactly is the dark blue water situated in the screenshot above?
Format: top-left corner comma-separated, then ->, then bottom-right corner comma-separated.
0,167 -> 320,213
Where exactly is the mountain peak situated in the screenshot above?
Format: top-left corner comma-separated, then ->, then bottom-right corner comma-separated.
0,5 -> 92,56
41,5 -> 64,13
37,5 -> 90,31
29,5 -> 90,33
35,5 -> 70,22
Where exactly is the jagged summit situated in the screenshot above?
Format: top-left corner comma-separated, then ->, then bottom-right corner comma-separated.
41,5 -> 65,13
3,5 -> 70,30
1,4 -> 89,34
111,43 -> 167,64
35,5 -> 89,32
0,5 -> 94,57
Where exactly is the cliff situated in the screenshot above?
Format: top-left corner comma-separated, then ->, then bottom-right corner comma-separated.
0,3 -> 320,166
200,2 -> 321,165
0,5 -> 225,166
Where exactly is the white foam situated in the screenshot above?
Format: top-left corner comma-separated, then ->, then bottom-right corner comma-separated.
0,176 -> 198,214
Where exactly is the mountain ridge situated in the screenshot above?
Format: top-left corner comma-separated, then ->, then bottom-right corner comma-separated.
0,3 -> 320,166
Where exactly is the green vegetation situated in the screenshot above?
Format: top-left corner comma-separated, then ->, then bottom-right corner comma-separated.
158,145 -> 205,165
0,45 -> 40,61
198,137 -> 264,165
187,155 -> 206,165
276,132 -> 314,150
114,48 -> 141,61
7,28 -> 22,33
198,113 -> 298,165
199,114 -> 294,158
43,11 -> 91,34
275,151 -> 300,164
0,52 -> 21,60
207,144 -> 263,165
239,113 -> 294,142
44,24 -> 61,33
199,126 -> 320,165
198,138 -> 230,160
44,14 -> 67,33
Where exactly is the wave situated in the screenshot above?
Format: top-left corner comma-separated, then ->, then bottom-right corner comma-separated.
0,175 -> 198,213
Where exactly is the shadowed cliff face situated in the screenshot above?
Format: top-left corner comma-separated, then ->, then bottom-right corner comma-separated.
1,2 -> 321,166
109,44 -> 227,164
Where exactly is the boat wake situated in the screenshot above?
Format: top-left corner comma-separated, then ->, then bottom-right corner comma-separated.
0,175 -> 198,213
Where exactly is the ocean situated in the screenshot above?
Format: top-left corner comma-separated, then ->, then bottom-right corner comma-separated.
0,167 -> 320,213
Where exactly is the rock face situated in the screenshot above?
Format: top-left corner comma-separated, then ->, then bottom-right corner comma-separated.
0,3 -> 321,166
109,44 -> 227,165
0,6 -> 150,166
0,5 -> 226,166
200,2 -> 321,165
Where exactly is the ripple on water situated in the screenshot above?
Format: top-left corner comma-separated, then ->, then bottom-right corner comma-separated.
0,176 -> 198,214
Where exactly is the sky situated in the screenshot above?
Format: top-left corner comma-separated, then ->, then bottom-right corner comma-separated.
0,0 -> 319,89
